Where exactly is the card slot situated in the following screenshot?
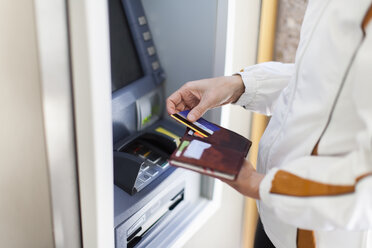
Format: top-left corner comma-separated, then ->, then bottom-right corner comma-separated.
139,140 -> 171,160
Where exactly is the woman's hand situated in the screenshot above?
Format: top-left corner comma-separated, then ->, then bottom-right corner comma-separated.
166,76 -> 244,122
221,160 -> 264,200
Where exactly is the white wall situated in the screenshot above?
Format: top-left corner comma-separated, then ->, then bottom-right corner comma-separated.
0,1 -> 54,247
183,1 -> 261,247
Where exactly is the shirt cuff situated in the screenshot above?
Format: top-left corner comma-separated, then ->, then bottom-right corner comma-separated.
233,69 -> 258,107
259,167 -> 279,209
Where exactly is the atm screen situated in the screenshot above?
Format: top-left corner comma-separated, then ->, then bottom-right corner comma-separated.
109,0 -> 144,92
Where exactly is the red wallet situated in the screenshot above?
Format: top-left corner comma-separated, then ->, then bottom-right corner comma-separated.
169,122 -> 252,180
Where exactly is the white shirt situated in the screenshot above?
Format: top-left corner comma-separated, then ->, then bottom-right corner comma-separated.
235,0 -> 372,247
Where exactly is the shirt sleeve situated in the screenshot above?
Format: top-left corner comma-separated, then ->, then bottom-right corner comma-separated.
233,62 -> 295,116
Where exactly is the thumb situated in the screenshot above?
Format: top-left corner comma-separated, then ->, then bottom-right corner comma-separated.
187,100 -> 210,122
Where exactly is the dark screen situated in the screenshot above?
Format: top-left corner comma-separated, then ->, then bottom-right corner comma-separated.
109,0 -> 144,92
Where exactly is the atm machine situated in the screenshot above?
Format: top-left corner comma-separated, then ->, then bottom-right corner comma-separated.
66,0 -> 229,247
109,0 -> 226,247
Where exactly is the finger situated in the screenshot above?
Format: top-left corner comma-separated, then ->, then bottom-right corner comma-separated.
187,99 -> 211,122
166,91 -> 183,115
175,101 -> 188,112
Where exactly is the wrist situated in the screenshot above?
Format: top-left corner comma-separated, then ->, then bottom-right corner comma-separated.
229,75 -> 245,103
249,171 -> 264,200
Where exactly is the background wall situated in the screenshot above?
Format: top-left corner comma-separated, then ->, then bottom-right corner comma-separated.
183,1 -> 261,247
274,0 -> 308,62
0,1 -> 54,247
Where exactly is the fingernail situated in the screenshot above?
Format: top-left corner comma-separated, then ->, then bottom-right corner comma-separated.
188,113 -> 195,122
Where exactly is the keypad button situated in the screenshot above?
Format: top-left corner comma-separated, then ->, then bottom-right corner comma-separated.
134,178 -> 144,189
147,46 -> 156,56
138,16 -> 147,26
139,173 -> 151,182
140,163 -> 149,171
152,61 -> 160,71
146,168 -> 159,177
142,31 -> 151,41
147,152 -> 160,163
157,158 -> 169,168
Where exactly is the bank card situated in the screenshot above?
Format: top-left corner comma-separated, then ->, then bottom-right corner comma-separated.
171,112 -> 210,137
172,110 -> 220,137
188,129 -> 205,138
178,110 -> 220,134
183,140 -> 211,160
175,140 -> 190,157
171,110 -> 221,138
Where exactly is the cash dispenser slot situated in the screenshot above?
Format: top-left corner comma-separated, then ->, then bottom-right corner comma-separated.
114,127 -> 180,195
126,189 -> 185,248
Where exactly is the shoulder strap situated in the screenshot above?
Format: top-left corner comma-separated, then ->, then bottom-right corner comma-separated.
362,3 -> 372,34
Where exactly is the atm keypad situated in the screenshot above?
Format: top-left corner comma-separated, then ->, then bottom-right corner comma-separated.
129,146 -> 171,192
135,157 -> 167,191
121,132 -> 175,193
